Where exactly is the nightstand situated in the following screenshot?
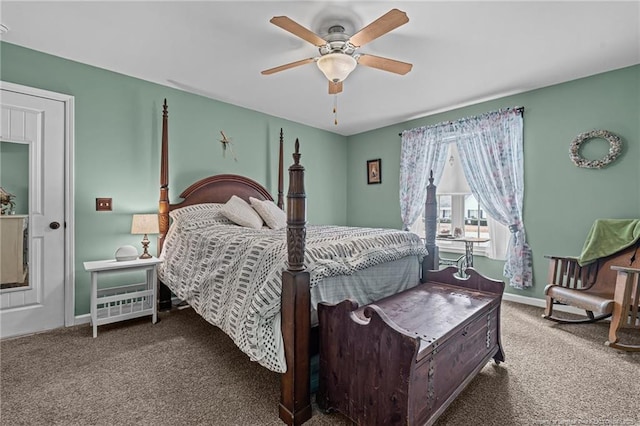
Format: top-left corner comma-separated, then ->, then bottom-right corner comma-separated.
83,257 -> 162,337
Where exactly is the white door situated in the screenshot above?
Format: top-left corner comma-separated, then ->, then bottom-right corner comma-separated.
0,88 -> 67,338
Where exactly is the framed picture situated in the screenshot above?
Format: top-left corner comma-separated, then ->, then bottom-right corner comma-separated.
367,159 -> 382,184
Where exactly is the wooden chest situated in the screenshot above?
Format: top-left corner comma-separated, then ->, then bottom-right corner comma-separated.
317,267 -> 505,426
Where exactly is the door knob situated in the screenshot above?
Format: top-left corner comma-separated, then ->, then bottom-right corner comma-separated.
49,221 -> 61,229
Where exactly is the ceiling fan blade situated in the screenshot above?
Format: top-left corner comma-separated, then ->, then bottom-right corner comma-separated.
349,9 -> 409,48
261,58 -> 315,75
358,54 -> 413,75
328,81 -> 343,94
270,16 -> 327,47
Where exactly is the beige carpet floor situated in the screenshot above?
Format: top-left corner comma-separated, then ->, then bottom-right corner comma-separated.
1,301 -> 639,425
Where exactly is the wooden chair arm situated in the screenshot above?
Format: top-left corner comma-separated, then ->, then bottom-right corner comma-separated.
611,265 -> 640,274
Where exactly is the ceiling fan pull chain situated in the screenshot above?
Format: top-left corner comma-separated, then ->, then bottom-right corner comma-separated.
333,94 -> 338,125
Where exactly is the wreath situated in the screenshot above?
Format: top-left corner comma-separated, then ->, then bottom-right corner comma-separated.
569,129 -> 622,169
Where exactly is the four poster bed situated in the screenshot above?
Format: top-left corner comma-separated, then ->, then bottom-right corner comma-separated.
155,100 -> 504,425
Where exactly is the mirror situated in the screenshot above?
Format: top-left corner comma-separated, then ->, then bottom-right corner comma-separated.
0,140 -> 29,289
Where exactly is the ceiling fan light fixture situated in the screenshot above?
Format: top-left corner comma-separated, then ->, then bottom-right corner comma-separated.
317,53 -> 357,83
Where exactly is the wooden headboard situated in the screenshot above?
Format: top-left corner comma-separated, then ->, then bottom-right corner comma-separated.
169,174 -> 274,209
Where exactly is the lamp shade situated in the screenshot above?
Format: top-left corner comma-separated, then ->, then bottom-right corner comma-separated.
437,144 -> 472,195
317,53 -> 357,83
131,214 -> 159,235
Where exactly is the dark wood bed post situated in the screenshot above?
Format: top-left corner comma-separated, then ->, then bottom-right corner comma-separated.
422,170 -> 439,278
158,99 -> 172,310
277,128 -> 284,210
279,139 -> 312,425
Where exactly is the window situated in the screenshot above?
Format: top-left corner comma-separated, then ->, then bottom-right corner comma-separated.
463,195 -> 489,239
410,194 -> 491,254
435,193 -> 490,239
409,143 -> 507,259
399,107 -> 526,286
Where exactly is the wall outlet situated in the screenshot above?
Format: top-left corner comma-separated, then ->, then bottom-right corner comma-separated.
96,198 -> 112,211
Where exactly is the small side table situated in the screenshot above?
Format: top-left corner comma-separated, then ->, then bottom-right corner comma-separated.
83,257 -> 162,337
456,237 -> 491,269
436,236 -> 490,276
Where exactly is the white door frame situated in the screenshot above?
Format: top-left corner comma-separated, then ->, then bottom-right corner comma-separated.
1,81 -> 75,327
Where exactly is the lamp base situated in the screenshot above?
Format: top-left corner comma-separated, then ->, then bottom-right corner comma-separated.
139,235 -> 152,259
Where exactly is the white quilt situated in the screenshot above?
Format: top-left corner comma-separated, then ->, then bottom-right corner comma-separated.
159,222 -> 427,372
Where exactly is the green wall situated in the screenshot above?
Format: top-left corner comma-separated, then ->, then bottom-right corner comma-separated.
1,42 -> 347,315
346,65 -> 640,298
2,40 -> 638,313
0,142 -> 29,214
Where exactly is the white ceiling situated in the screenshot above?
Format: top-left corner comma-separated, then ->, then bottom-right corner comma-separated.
1,1 -> 639,136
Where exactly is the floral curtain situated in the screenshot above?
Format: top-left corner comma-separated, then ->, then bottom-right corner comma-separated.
399,126 -> 448,230
400,107 -> 531,288
455,108 -> 532,288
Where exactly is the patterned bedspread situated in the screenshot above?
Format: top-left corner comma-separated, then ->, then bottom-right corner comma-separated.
159,222 -> 427,372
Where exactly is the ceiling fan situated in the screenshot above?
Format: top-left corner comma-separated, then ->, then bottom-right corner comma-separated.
261,9 -> 412,94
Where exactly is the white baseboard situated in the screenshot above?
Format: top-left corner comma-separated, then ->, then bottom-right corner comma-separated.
73,314 -> 91,325
502,292 -> 586,316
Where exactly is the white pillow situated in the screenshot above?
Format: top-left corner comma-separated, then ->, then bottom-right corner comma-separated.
250,197 -> 287,230
221,195 -> 264,229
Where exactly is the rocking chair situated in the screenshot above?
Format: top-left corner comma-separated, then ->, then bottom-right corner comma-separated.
543,219 -> 640,351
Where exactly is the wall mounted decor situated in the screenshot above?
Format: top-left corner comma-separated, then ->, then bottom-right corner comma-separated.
569,129 -> 622,169
367,159 -> 381,184
219,131 -> 238,162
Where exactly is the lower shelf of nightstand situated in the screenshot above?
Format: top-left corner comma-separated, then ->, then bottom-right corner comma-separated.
94,283 -> 154,327
95,300 -> 154,325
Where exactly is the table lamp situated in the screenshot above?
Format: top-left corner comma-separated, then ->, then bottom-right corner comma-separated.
131,214 -> 159,259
